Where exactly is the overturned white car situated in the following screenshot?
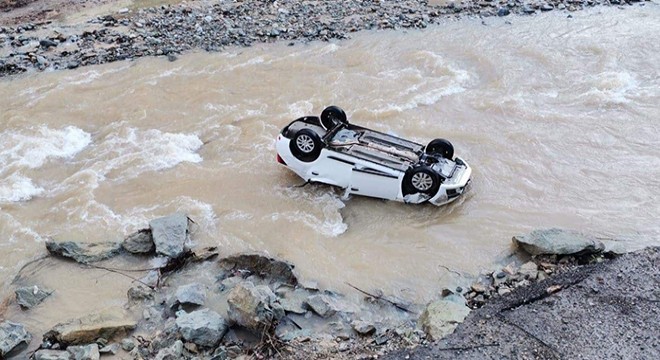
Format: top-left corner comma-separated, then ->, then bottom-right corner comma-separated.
275,106 -> 472,206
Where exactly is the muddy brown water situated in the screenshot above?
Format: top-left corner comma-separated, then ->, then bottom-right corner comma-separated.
1,5 -> 659,344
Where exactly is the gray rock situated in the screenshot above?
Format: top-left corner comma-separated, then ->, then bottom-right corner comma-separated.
150,213 -> 190,258
540,4 -> 554,11
99,343 -> 119,354
45,240 -> 122,263
127,286 -> 154,302
175,309 -> 227,347
15,285 -> 53,309
351,320 -> 376,335
218,254 -> 297,285
43,309 -> 137,345
305,294 -> 357,318
227,282 -> 285,331
122,229 -> 154,254
34,350 -> 72,360
277,329 -> 312,342
39,39 -> 58,48
278,288 -> 309,314
512,229 -> 606,256
120,337 -> 135,351
497,7 -> 510,16
174,283 -> 206,306
67,344 -> 100,360
418,297 -> 471,340
0,321 -> 31,357
519,261 -> 539,280
154,340 -> 183,360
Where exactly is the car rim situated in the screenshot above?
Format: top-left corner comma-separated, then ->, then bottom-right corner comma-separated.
412,172 -> 433,191
296,135 -> 315,153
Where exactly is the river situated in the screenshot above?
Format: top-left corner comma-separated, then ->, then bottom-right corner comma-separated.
1,4 -> 659,337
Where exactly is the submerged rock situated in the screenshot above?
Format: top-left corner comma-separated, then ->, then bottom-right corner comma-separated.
43,309 -> 137,345
227,282 -> 285,332
45,240 -> 122,263
418,295 -> 471,340
173,283 -> 206,306
0,321 -> 32,357
150,213 -> 190,258
513,228 -> 606,256
15,285 -> 53,309
122,229 -> 154,254
175,309 -> 227,347
218,254 -> 297,285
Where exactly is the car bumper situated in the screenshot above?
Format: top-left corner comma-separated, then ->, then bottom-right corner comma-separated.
428,157 -> 472,206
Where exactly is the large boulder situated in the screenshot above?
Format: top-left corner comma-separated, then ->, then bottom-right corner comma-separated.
45,240 -> 122,263
512,228 -> 607,256
175,309 -> 227,347
218,254 -> 297,285
43,309 -> 137,345
227,282 -> 285,332
15,285 -> 53,309
0,321 -> 31,357
150,213 -> 190,258
418,295 -> 471,340
122,229 -> 154,254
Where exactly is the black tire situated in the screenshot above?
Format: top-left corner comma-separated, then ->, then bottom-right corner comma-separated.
320,106 -> 348,130
402,166 -> 441,195
290,128 -> 323,162
425,138 -> 454,159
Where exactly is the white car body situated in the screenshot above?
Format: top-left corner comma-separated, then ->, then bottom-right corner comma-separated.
275,107 -> 471,206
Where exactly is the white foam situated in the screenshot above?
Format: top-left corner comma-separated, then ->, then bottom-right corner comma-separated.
0,125 -> 91,169
274,189 -> 347,237
0,173 -> 45,203
88,126 -> 203,181
287,101 -> 315,118
581,71 -> 639,105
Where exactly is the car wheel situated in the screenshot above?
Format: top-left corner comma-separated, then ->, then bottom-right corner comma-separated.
425,138 -> 454,159
290,128 -> 323,162
320,106 -> 348,130
402,166 -> 440,195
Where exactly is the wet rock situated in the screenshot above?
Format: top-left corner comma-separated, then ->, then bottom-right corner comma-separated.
306,294 -> 357,318
67,344 -> 100,360
34,350 -> 72,360
277,287 -> 309,314
150,213 -> 190,258
40,39 -> 58,48
227,281 -> 285,331
513,228 -> 606,256
0,321 -> 31,357
418,295 -> 471,340
15,285 -> 53,309
541,4 -> 555,11
122,229 -> 154,254
175,309 -> 227,347
497,7 -> 510,16
174,283 -> 206,306
43,309 -> 137,345
218,254 -> 297,285
127,286 -> 154,302
45,240 -> 122,263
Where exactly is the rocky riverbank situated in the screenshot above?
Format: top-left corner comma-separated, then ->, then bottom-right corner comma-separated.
0,0 -> 653,77
0,211 -> 653,360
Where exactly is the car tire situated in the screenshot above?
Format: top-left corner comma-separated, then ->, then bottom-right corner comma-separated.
402,166 -> 441,195
320,106 -> 348,130
290,128 -> 323,162
425,138 -> 454,159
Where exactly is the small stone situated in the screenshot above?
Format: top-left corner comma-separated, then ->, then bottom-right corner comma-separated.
167,54 -> 178,62
470,283 -> 487,293
546,285 -> 563,294
67,344 -> 100,360
128,286 -> 154,302
174,283 -> 206,306
0,321 -> 32,357
120,338 -> 135,351
351,320 -> 376,335
45,240 -> 122,264
15,285 -> 53,309
39,39 -> 58,48
99,343 -> 119,354
122,229 -> 154,254
519,261 -> 538,279
150,213 -> 190,259
497,7 -> 510,16
34,350 -> 71,360
176,309 -> 227,347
